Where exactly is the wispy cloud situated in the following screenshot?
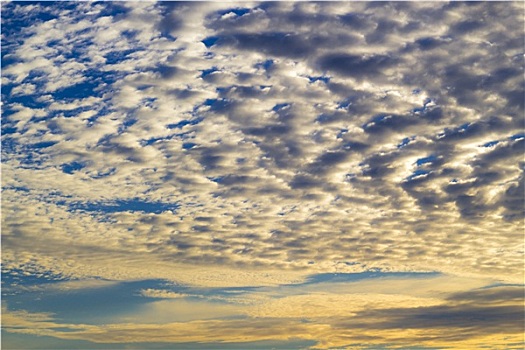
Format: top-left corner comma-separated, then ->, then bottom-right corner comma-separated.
3,277 -> 524,349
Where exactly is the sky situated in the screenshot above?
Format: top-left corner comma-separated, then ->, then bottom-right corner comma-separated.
1,1 -> 524,349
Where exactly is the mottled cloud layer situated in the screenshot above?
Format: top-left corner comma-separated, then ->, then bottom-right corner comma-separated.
1,1 -> 524,348
3,1 -> 523,286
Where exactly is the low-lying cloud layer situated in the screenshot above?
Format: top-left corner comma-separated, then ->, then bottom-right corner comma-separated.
2,274 -> 524,349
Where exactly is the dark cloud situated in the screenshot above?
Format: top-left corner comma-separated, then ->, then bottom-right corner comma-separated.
498,174 -> 525,221
217,85 -> 267,99
216,32 -> 360,60
218,32 -> 313,59
503,87 -> 525,111
339,12 -> 371,30
95,134 -> 143,163
336,286 -> 524,335
317,53 -> 399,79
197,147 -> 225,171
450,19 -> 485,35
448,285 -> 525,304
155,64 -> 179,80
415,36 -> 446,50
289,174 -> 322,190
155,1 -> 189,37
243,124 -> 291,137
358,304 -> 523,332
453,194 -> 487,219
474,138 -> 524,166
209,174 -> 256,187
362,114 -> 415,134
364,19 -> 401,45
166,88 -> 202,100
306,151 -> 349,175
407,36 -> 451,51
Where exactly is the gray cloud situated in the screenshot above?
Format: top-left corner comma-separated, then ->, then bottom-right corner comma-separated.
317,53 -> 399,80
340,285 -> 524,336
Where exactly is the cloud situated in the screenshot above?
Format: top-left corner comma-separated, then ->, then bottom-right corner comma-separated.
139,289 -> 189,299
2,277 -> 523,349
318,53 -> 399,80
1,1 -> 523,337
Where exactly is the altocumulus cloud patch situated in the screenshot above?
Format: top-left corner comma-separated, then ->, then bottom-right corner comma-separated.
1,1 -> 524,349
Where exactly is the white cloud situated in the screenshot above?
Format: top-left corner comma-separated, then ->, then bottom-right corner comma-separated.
139,289 -> 189,299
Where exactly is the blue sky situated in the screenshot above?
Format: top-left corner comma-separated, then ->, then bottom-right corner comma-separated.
1,1 -> 524,349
